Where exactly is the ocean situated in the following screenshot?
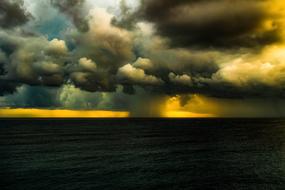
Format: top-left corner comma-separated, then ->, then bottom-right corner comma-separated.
0,118 -> 285,190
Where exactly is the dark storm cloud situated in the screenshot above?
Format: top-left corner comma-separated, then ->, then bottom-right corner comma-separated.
0,30 -> 68,94
64,8 -> 136,93
1,0 -> 285,109
0,80 -> 19,95
139,0 -> 281,48
0,0 -> 31,28
175,80 -> 285,99
51,0 -> 89,32
0,85 -> 61,108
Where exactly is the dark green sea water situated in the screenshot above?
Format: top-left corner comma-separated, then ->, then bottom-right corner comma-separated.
1,118 -> 285,190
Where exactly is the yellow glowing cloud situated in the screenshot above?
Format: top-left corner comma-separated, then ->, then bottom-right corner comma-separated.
0,108 -> 129,118
163,94 -> 285,118
163,96 -> 217,118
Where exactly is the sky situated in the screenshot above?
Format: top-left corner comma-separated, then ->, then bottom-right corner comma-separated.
0,0 -> 285,117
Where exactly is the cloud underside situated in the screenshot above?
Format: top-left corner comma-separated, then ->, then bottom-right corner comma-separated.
1,0 -> 285,116
0,0 -> 31,28
140,0 -> 282,48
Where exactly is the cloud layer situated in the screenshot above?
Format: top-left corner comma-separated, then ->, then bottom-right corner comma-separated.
1,0 -> 285,116
139,0 -> 282,48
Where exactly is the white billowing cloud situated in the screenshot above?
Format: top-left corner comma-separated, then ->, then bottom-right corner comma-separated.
117,64 -> 163,85
133,57 -> 153,70
213,45 -> 285,87
78,57 -> 97,72
47,39 -> 68,55
169,72 -> 192,86
0,30 -> 67,86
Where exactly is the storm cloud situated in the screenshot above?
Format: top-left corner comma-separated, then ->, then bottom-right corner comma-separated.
1,0 -> 285,116
0,0 -> 31,28
51,0 -> 89,32
139,0 -> 282,48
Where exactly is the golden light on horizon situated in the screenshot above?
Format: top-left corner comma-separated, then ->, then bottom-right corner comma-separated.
0,108 -> 130,118
163,111 -> 215,118
0,107 -> 217,118
163,96 -> 217,118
